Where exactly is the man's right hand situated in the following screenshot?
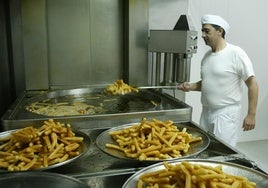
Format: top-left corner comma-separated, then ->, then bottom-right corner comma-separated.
178,82 -> 192,92
178,81 -> 202,92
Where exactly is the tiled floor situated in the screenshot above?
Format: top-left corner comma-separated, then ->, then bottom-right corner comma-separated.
236,139 -> 268,173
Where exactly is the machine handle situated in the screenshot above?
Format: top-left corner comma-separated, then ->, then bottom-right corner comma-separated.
137,86 -> 181,90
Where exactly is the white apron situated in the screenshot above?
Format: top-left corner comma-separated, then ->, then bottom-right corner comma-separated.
199,104 -> 241,147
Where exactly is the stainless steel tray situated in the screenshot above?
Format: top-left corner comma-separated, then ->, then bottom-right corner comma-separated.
24,88 -> 161,116
123,159 -> 268,188
20,88 -> 184,117
2,88 -> 192,130
96,123 -> 210,161
0,129 -> 91,172
0,171 -> 89,188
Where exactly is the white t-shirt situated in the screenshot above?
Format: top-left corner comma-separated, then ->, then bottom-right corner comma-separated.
201,43 -> 255,108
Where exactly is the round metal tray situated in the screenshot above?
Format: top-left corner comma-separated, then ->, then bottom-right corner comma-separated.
123,159 -> 268,188
96,123 -> 210,161
0,171 -> 89,188
0,129 -> 90,172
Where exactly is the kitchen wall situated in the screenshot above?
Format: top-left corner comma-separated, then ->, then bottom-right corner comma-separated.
149,0 -> 268,142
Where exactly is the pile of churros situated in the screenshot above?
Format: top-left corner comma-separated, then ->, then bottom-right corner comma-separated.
0,119 -> 84,171
104,79 -> 139,95
137,161 -> 256,188
105,118 -> 202,161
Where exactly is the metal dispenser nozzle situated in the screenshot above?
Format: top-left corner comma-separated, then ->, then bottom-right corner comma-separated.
148,15 -> 198,87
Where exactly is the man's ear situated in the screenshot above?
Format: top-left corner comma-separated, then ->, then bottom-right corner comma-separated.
217,27 -> 224,37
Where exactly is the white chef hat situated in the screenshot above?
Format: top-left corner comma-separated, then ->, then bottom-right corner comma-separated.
201,14 -> 230,34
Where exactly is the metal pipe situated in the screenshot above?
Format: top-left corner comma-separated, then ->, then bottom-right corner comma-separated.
163,53 -> 172,84
172,53 -> 178,83
176,53 -> 192,83
185,54 -> 192,82
149,52 -> 154,86
155,52 -> 161,85
176,53 -> 185,83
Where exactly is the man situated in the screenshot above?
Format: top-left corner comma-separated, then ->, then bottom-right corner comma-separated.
178,14 -> 258,147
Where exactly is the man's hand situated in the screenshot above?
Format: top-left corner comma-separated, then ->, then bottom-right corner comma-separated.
178,81 -> 202,92
242,114 -> 256,131
178,82 -> 192,92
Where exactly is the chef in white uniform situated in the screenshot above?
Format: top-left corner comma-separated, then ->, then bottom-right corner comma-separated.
178,14 -> 259,147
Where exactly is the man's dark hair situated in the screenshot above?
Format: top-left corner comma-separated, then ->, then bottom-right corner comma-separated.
211,24 -> 226,38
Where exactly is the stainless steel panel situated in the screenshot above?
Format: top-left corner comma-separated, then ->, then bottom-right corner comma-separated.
127,0 -> 149,86
9,0 -> 26,95
21,0 -> 49,90
148,30 -> 198,53
0,1 -> 14,117
10,0 -> 149,91
47,0 -> 123,88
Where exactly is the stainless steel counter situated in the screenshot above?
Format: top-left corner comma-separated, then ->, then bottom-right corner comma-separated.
1,88 -> 267,187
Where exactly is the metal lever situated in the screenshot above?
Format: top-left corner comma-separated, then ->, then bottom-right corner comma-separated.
137,86 -> 180,90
